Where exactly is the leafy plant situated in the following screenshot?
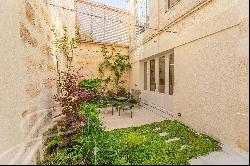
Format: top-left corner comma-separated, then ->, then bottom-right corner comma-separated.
75,24 -> 95,42
79,78 -> 102,91
54,72 -> 94,115
98,45 -> 132,94
42,104 -> 221,165
43,134 -> 63,154
52,72 -> 94,137
124,133 -> 146,148
50,25 -> 79,95
116,87 -> 131,98
42,103 -> 106,165
51,25 -> 77,72
79,103 -> 104,135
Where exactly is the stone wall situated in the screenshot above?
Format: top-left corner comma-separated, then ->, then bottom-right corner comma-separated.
0,0 -> 75,164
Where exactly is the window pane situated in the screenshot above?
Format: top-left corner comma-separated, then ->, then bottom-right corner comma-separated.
150,59 -> 156,91
158,56 -> 165,93
169,54 -> 174,95
144,62 -> 147,90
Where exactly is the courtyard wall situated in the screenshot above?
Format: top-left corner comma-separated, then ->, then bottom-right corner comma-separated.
0,0 -> 75,164
130,0 -> 249,152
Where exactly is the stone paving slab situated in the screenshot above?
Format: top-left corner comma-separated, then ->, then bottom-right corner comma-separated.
190,145 -> 249,165
165,137 -> 180,143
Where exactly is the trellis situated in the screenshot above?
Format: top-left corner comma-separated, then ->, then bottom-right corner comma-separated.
75,0 -> 131,47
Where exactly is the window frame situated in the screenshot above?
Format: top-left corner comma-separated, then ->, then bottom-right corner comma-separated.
144,61 -> 147,90
169,53 -> 174,95
150,59 -> 156,92
158,56 -> 165,93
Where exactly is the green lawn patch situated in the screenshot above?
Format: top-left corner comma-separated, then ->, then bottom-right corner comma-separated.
41,104 -> 221,165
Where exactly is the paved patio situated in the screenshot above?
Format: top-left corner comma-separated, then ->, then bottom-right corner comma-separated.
99,106 -> 167,130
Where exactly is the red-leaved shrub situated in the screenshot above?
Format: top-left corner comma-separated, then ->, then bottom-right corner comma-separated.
53,72 -> 94,134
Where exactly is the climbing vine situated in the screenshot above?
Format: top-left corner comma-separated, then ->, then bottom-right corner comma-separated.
51,25 -> 77,92
51,25 -> 77,71
75,24 -> 95,42
98,45 -> 132,93
79,78 -> 102,91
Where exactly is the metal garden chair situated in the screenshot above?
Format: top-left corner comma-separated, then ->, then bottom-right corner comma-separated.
119,100 -> 135,118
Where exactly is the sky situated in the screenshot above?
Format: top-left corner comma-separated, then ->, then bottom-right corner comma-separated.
92,0 -> 128,10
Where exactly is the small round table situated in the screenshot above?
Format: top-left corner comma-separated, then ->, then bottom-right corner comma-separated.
115,97 -> 128,102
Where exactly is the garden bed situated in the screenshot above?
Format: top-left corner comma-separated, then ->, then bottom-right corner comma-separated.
41,103 -> 221,165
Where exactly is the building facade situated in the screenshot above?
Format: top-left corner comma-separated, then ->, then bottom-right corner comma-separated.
129,0 -> 249,152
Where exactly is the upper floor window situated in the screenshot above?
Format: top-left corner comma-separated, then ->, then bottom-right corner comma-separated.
165,0 -> 180,12
137,0 -> 149,34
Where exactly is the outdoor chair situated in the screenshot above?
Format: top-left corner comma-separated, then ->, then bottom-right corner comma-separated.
98,97 -> 117,115
104,99 -> 118,115
119,100 -> 134,118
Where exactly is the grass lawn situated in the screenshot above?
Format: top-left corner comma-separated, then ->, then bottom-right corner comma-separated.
41,104 -> 221,165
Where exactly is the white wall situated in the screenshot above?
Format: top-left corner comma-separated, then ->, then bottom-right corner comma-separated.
130,0 -> 249,151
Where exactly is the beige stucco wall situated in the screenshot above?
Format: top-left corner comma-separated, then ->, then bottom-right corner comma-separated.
49,0 -> 75,36
49,0 -> 76,73
130,0 -> 249,152
174,25 -> 242,148
0,0 -> 75,164
73,43 -> 130,91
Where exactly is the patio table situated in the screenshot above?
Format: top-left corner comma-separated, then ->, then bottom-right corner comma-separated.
115,97 -> 128,102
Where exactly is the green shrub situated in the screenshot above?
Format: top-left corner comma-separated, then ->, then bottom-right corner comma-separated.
43,134 -> 63,154
79,78 -> 102,90
42,103 -> 106,165
41,104 -> 221,165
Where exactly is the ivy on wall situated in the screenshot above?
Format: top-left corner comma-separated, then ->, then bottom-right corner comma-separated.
75,24 -> 95,42
98,45 -> 132,94
79,78 -> 102,91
